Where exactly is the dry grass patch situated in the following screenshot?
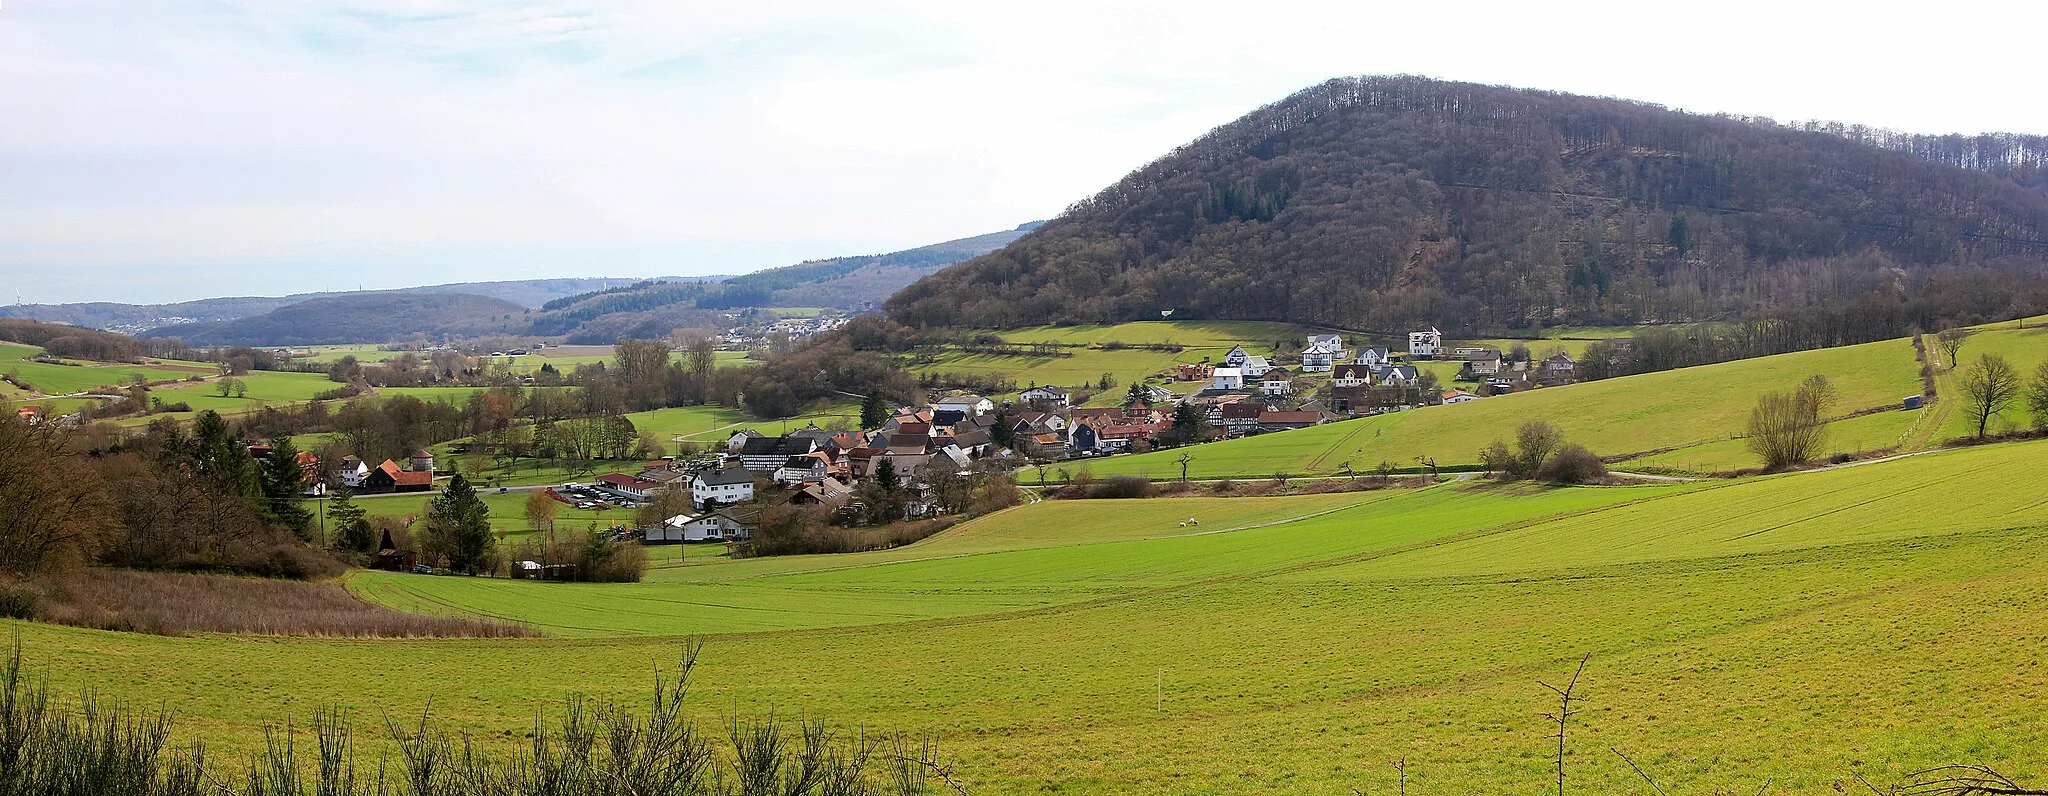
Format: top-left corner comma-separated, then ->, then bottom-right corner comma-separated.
20,569 -> 534,638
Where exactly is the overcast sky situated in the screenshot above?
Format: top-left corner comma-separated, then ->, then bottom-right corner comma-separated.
3,1 -> 2044,305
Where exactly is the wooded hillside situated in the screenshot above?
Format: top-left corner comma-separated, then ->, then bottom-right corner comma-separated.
146,293 -> 527,346
889,76 -> 2048,333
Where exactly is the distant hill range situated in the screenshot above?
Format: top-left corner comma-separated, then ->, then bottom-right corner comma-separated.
8,223 -> 1038,345
888,76 -> 2048,333
145,293 -> 530,347
0,277 -> 692,335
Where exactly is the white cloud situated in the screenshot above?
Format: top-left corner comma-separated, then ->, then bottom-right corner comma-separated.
1,0 -> 2044,303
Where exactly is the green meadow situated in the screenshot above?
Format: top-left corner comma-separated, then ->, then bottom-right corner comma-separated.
11,439 -> 2048,793
0,342 -> 214,395
1087,335 -> 1930,479
912,321 -> 1312,396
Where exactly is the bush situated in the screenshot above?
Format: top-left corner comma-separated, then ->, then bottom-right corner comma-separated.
0,577 -> 43,620
1536,444 -> 1607,484
1088,475 -> 1153,499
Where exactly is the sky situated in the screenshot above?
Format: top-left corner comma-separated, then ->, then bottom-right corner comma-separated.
3,1 -> 2045,305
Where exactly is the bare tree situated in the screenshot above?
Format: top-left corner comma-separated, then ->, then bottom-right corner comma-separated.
1937,328 -> 1974,368
2026,359 -> 2048,430
1960,354 -> 2021,438
1746,374 -> 1834,468
1539,655 -> 1590,796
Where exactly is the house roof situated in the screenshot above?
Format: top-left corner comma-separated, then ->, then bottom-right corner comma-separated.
376,459 -> 403,478
730,429 -> 764,439
1332,364 -> 1368,379
597,473 -> 659,489
391,471 -> 433,487
695,467 -> 754,486
1470,348 -> 1502,361
1259,411 -> 1322,424
1222,402 -> 1265,419
896,421 -> 930,435
950,429 -> 993,448
929,410 -> 965,427
740,436 -> 816,457
782,454 -> 826,469
1021,385 -> 1069,397
1213,367 -> 1242,377
411,449 -> 433,459
1262,367 -> 1291,379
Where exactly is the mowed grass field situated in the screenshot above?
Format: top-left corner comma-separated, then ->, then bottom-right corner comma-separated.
912,321 -> 1313,398
346,489 -> 622,542
0,342 -> 215,395
11,440 -> 2048,793
1088,335 -> 1926,479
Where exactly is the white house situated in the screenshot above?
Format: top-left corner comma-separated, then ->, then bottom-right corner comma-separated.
1210,366 -> 1244,391
1222,345 -> 1251,367
332,456 -> 370,489
934,391 -> 995,417
1018,385 -> 1071,407
1442,390 -> 1479,404
1261,367 -> 1293,397
1408,327 -> 1443,360
1239,355 -> 1272,378
1376,365 -> 1421,388
1355,346 -> 1391,367
1329,364 -> 1371,388
1308,333 -> 1347,360
690,467 -> 755,509
726,429 -> 762,455
1301,335 -> 1345,372
650,510 -> 756,543
774,453 -> 830,486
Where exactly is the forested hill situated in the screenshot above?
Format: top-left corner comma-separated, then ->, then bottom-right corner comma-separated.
888,76 -> 2048,333
146,293 -> 527,347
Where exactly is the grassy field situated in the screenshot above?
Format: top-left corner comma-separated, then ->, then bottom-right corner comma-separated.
913,321 -> 1314,397
0,342 -> 214,395
1928,319 -> 2048,438
1086,335 -> 1925,479
347,489 -> 619,541
622,399 -> 860,444
10,439 -> 2048,793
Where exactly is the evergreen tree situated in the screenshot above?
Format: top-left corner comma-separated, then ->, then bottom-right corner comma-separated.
873,458 -> 898,492
1169,404 -> 1205,445
423,472 -> 495,574
1125,382 -> 1148,405
328,489 -> 374,553
859,392 -> 889,430
990,408 -> 1014,448
258,436 -> 316,541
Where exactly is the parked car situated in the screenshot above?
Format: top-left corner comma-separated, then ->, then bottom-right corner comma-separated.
410,563 -> 433,574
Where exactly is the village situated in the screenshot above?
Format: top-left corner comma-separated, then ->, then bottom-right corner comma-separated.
449,328 -> 1585,552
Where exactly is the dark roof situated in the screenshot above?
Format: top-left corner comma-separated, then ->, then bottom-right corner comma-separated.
1259,411 -> 1322,425
1222,402 -> 1265,419
694,468 -> 754,486
783,455 -> 824,469
930,410 -> 966,427
740,436 -> 815,457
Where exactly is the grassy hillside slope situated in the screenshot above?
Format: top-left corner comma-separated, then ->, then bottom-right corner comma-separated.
10,440 -> 2048,793
1087,336 -> 1923,479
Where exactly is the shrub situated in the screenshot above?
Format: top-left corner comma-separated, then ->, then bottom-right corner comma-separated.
1536,444 -> 1608,484
0,577 -> 43,620
1088,475 -> 1153,499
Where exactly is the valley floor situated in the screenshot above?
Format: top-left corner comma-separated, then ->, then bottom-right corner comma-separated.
15,438 -> 2048,793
